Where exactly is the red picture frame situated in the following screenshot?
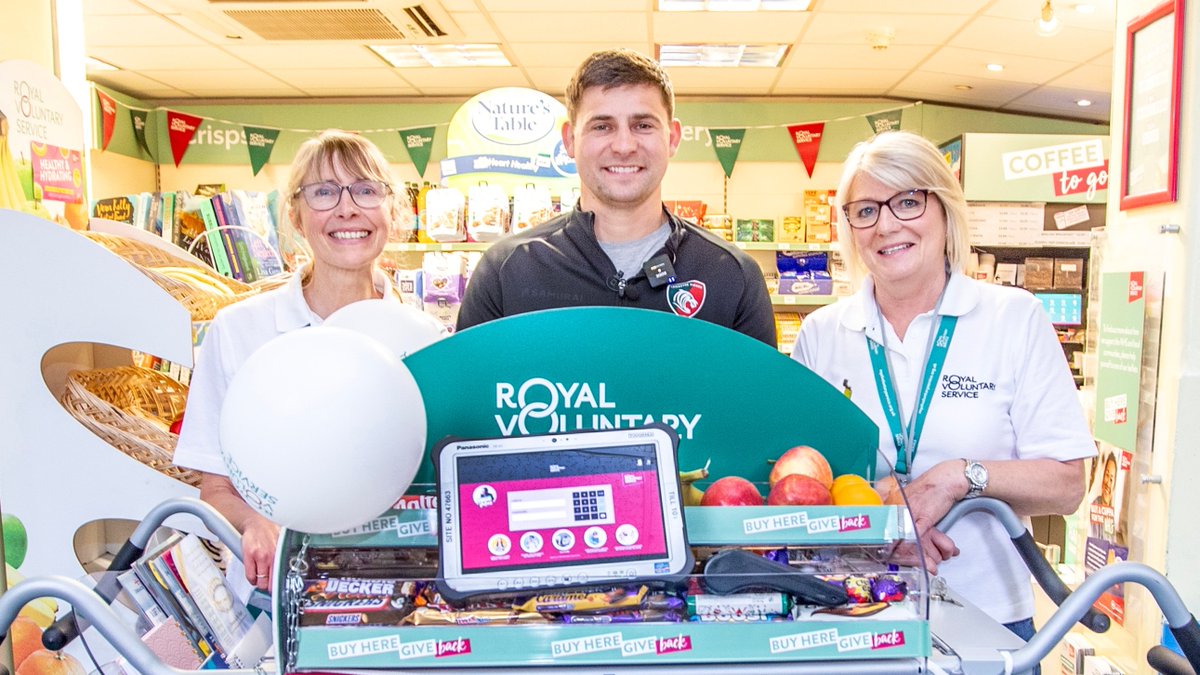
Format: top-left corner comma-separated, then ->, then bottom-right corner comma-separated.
1120,0 -> 1185,210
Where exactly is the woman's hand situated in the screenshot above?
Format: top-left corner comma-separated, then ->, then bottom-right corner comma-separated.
197,472 -> 282,591
240,515 -> 281,591
899,460 -> 969,540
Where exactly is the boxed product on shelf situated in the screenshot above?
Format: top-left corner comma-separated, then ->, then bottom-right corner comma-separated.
774,312 -> 802,352
995,262 -> 1019,286
664,200 -> 707,223
803,190 -> 837,244
779,216 -> 806,244
700,214 -> 733,241
421,252 -> 465,332
778,271 -> 833,295
1060,633 -> 1095,674
1024,257 -> 1055,289
1054,258 -> 1085,290
735,218 -> 775,242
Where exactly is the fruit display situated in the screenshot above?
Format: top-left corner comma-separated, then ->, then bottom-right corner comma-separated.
767,473 -> 831,506
678,460 -> 710,507
14,649 -> 86,675
699,476 -> 763,506
768,445 -> 833,489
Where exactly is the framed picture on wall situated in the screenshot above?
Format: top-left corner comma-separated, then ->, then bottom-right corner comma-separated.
1119,0 -> 1185,210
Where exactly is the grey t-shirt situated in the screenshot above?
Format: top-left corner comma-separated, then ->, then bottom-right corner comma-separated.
598,223 -> 670,281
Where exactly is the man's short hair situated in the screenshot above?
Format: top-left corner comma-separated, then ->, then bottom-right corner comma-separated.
565,49 -> 675,122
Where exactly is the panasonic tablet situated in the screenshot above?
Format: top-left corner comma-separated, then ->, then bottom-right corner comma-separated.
434,424 -> 692,602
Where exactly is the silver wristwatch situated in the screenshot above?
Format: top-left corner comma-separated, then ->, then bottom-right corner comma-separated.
964,460 -> 988,499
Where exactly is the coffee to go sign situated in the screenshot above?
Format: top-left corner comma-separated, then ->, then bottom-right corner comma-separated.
1002,139 -> 1108,201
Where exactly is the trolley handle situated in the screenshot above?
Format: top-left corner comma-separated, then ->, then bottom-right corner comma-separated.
938,497 -> 1110,633
1,576 -> 256,675
41,498 -> 242,651
1149,645 -> 1197,675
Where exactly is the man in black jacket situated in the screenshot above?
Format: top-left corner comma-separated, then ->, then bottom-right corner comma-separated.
456,49 -> 776,347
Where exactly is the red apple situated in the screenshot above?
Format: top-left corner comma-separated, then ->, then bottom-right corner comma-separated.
169,413 -> 184,436
767,473 -> 832,506
769,445 -> 833,490
699,476 -> 764,506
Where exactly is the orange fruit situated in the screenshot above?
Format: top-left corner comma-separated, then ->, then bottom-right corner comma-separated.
832,483 -> 884,506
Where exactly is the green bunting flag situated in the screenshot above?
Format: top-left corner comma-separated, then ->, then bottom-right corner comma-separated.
866,110 -> 902,134
400,126 -> 436,177
244,126 -> 281,176
129,109 -> 154,159
710,128 -> 747,178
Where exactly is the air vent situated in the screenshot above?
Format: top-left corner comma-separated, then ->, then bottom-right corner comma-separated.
404,5 -> 446,37
224,8 -> 406,40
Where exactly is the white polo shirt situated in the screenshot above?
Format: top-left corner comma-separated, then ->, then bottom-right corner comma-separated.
793,273 -> 1095,623
173,268 -> 406,476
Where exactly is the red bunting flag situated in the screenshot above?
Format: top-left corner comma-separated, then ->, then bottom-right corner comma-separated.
96,90 -> 117,151
786,122 -> 824,178
166,110 -> 204,167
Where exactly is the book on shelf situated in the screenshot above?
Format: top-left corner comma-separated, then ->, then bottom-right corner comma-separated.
171,534 -> 255,658
175,193 -> 215,269
117,569 -> 170,627
91,195 -> 137,225
210,193 -> 249,282
197,197 -> 234,278
160,192 -> 177,245
230,189 -> 283,277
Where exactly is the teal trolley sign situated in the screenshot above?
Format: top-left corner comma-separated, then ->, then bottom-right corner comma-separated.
403,307 -> 880,488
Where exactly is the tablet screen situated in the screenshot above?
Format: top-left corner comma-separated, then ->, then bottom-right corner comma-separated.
455,443 -> 668,574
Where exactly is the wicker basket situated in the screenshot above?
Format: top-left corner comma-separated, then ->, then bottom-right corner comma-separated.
61,366 -> 201,487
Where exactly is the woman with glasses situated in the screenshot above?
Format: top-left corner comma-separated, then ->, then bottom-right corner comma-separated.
175,129 -> 438,588
792,131 -> 1094,651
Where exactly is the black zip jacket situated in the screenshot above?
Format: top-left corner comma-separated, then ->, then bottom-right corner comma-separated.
456,206 -> 777,347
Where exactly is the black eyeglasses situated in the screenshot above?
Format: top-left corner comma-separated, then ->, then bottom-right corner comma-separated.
294,180 -> 392,211
841,189 -> 929,229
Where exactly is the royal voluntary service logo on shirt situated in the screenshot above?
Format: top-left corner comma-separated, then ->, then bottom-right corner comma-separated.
666,280 -> 706,318
939,373 -> 996,399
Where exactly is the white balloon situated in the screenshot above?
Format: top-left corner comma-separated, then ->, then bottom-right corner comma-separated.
324,299 -> 445,361
219,326 -> 427,534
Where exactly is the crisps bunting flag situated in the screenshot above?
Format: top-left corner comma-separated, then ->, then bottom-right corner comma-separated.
786,122 -> 824,178
166,110 -> 204,167
244,126 -> 281,176
96,90 -> 117,151
400,126 -> 436,178
710,128 -> 746,179
866,110 -> 903,135
129,109 -> 154,159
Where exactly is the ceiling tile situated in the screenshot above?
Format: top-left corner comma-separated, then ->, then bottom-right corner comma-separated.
445,12 -> 502,41
137,68 -> 292,90
490,12 -> 649,42
508,42 -> 651,68
223,44 -> 387,70
985,1 -> 1118,32
1045,61 -> 1114,91
1005,86 -> 1111,118
476,0 -> 647,10
525,67 -> 579,94
182,88 -> 310,99
651,11 -> 811,43
919,47 -> 1076,85
398,67 -> 530,89
88,71 -> 188,97
891,71 -> 1037,107
951,16 -> 1110,62
667,68 -> 781,92
85,14 -> 208,46
292,86 -> 424,98
816,0 -> 989,13
89,46 -> 249,70
272,68 -> 411,89
84,0 -> 149,16
783,44 -> 934,71
774,68 -> 909,93
800,12 -> 972,45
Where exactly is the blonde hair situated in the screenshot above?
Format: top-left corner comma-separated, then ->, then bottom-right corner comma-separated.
286,129 -> 403,223
834,131 -> 970,281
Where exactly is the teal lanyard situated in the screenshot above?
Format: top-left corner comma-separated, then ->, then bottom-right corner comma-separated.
866,312 -> 958,476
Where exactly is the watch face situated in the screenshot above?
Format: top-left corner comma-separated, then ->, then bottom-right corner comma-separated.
967,463 -> 987,486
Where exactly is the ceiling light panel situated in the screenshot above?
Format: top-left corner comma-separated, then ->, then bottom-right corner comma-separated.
659,0 -> 812,11
370,44 -> 510,67
657,43 -> 788,67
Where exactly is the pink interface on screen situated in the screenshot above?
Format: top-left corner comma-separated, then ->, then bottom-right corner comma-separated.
459,471 -> 667,572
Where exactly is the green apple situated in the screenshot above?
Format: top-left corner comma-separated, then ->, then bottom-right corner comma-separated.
3,512 -> 28,568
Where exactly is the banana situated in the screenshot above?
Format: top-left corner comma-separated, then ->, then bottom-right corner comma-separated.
156,266 -> 236,296
679,458 -> 711,507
